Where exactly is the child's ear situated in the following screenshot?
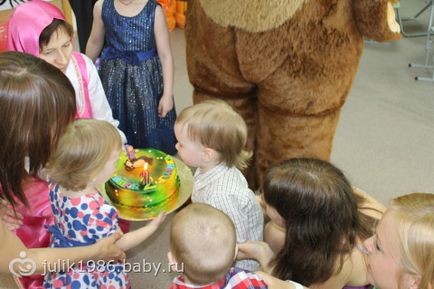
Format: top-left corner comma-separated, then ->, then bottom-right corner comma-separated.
167,251 -> 178,272
202,147 -> 219,163
167,251 -> 175,263
233,244 -> 239,261
406,274 -> 421,289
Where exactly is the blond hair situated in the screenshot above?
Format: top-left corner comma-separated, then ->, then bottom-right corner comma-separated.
46,119 -> 122,191
175,100 -> 251,169
170,203 -> 236,285
389,193 -> 434,289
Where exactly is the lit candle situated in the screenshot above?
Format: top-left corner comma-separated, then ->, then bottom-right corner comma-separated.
144,162 -> 149,184
140,162 -> 149,186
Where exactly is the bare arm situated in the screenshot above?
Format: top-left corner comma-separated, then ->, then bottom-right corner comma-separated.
154,5 -> 174,118
309,253 -> 359,289
0,199 -> 22,231
86,0 -> 105,62
264,221 -> 286,254
116,213 -> 165,251
0,220 -> 125,274
309,271 -> 348,289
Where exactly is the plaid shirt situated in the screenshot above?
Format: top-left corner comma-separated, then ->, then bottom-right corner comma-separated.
192,164 -> 264,271
169,267 -> 268,289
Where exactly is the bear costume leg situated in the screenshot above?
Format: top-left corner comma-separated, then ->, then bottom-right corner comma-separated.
255,104 -> 341,188
186,0 -> 350,189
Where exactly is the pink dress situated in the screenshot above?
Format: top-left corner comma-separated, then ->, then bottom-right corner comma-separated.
11,177 -> 53,289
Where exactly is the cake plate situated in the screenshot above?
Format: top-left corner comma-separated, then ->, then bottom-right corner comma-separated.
100,157 -> 193,221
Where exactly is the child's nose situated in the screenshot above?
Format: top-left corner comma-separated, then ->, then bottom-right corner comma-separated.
56,51 -> 68,65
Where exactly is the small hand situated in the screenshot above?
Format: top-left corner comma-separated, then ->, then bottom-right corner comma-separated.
148,212 -> 166,230
158,95 -> 174,118
237,241 -> 274,273
0,199 -> 23,231
94,232 -> 126,262
237,240 -> 267,260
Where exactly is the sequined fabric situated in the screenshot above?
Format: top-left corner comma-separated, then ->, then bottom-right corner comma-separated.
99,0 -> 177,155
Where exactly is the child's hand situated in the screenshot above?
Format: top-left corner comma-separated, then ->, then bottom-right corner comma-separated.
147,212 -> 166,231
115,213 -> 166,251
237,240 -> 266,260
237,240 -> 274,273
0,199 -> 23,231
158,95 -> 174,118
93,232 -> 126,262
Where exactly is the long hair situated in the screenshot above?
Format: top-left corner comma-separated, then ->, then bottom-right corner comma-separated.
264,158 -> 378,285
389,193 -> 434,289
175,100 -> 251,169
0,51 -> 76,207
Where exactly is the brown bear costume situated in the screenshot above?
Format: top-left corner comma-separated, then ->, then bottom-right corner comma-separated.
185,0 -> 400,189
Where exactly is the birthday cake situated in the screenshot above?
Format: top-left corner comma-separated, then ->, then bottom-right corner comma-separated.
105,147 -> 180,209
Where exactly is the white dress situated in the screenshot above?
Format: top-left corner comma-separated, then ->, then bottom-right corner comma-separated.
65,52 -> 127,143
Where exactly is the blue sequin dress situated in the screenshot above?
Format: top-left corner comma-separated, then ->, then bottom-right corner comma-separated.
99,0 -> 177,155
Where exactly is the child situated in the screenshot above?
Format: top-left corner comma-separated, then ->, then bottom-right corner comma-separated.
86,0 -> 177,154
363,193 -> 434,289
168,203 -> 268,289
238,158 -> 385,289
174,100 -> 263,271
44,119 -> 165,288
7,0 -> 125,142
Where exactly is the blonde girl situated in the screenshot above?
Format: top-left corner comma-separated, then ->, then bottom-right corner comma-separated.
44,119 -> 164,289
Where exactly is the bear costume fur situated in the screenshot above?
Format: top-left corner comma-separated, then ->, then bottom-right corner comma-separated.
185,0 -> 400,188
